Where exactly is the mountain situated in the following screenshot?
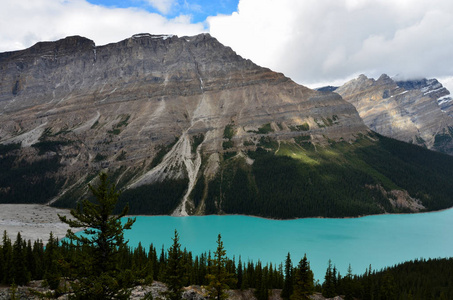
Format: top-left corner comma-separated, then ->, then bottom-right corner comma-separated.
335,74 -> 453,155
1,34 -> 453,218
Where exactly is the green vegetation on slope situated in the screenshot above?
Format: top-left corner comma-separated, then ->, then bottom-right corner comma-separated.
333,258 -> 453,300
0,143 -> 63,204
115,179 -> 189,215
205,133 -> 453,218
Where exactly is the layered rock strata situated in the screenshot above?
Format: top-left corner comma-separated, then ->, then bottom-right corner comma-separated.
0,34 -> 368,213
336,74 -> 453,154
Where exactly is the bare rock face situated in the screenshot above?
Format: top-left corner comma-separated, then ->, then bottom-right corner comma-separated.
336,74 -> 453,155
0,33 -> 368,213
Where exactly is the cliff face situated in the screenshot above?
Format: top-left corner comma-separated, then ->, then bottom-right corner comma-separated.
0,34 -> 368,215
336,74 -> 453,154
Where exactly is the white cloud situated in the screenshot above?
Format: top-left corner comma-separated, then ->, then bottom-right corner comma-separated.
439,76 -> 453,96
1,0 -> 452,91
144,0 -> 175,15
208,0 -> 453,87
0,0 -> 204,52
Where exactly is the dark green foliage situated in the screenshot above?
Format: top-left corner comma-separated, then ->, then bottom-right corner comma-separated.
94,153 -> 107,161
1,228 -> 286,296
356,134 -> 453,211
90,120 -> 100,129
190,174 -> 205,209
163,230 -> 185,300
51,173 -> 98,209
243,140 -> 255,146
206,234 -> 237,300
291,254 -> 314,300
281,253 -> 293,300
191,133 -> 205,154
294,135 -> 310,145
223,124 -> 235,140
116,115 -> 130,128
40,126 -> 72,137
1,231 -> 13,284
0,155 -> 63,204
11,233 -> 30,286
415,135 -> 426,145
43,233 -> 62,290
108,128 -> 121,135
116,179 -> 188,215
322,260 -> 336,298
433,127 -> 453,153
149,139 -> 178,169
223,124 -> 235,150
254,261 -> 269,300
58,173 -> 136,299
2,226 -> 452,300
257,123 -> 274,134
0,143 -> 21,155
324,118 -> 334,126
289,123 -> 310,131
32,140 -> 70,155
248,123 -> 274,134
116,150 -> 127,161
223,151 -> 237,160
257,136 -> 279,149
53,166 -> 141,209
108,114 -> 130,135
222,140 -> 234,150
207,133 -> 453,218
206,158 -> 258,216
337,258 -> 453,300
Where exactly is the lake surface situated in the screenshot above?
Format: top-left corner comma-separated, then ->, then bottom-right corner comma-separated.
123,209 -> 453,281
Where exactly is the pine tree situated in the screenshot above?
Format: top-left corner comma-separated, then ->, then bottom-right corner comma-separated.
44,232 -> 61,290
380,272 -> 396,299
0,241 -> 3,284
11,233 -> 30,285
205,234 -> 237,300
58,172 -> 136,300
237,256 -> 243,289
254,261 -> 269,300
164,230 -> 185,300
158,245 -> 166,281
322,259 -> 336,298
32,239 -> 45,280
25,240 -> 36,279
1,231 -> 13,284
290,254 -> 314,300
281,252 -> 293,300
343,264 -> 354,300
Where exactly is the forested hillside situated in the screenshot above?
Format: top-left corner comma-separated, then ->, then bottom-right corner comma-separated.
1,231 -> 452,300
189,132 -> 453,218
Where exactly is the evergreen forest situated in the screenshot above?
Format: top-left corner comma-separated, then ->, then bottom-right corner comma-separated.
1,230 -> 452,299
3,132 -> 453,220
204,133 -> 453,218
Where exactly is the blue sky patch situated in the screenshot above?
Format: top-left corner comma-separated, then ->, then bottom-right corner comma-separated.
87,0 -> 239,23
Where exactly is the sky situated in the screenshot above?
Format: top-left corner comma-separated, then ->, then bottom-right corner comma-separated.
1,0 -> 452,91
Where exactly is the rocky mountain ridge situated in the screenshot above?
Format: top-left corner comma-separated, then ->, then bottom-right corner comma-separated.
0,33 -> 371,217
335,74 -> 453,155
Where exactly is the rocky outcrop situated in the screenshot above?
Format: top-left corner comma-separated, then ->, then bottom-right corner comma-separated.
0,281 -> 338,300
0,34 -> 368,213
336,74 -> 453,155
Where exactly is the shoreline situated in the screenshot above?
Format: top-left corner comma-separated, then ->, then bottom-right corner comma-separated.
2,204 -> 452,244
127,206 -> 453,221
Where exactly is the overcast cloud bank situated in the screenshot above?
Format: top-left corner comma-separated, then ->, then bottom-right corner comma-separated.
1,0 -> 452,91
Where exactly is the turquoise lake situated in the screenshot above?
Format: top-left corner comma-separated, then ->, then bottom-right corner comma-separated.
122,209 -> 453,281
